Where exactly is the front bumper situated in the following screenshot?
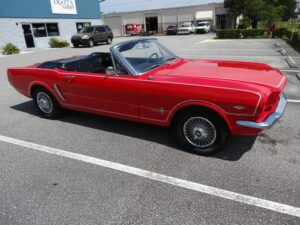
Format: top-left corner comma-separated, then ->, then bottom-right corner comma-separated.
178,30 -> 190,34
71,38 -> 89,45
195,29 -> 206,33
167,30 -> 177,35
236,93 -> 287,129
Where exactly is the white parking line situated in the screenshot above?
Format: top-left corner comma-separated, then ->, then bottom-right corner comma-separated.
288,99 -> 300,103
0,134 -> 299,218
281,70 -> 300,73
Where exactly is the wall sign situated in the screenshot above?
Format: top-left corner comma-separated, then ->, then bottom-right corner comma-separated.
50,0 -> 77,15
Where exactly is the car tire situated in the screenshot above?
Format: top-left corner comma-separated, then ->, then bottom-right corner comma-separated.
73,43 -> 79,48
106,37 -> 112,45
88,39 -> 94,47
173,107 -> 228,155
33,87 -> 63,118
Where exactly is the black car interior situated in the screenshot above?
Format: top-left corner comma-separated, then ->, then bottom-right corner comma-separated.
38,52 -> 114,74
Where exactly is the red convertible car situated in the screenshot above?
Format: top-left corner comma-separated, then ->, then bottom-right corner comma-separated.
7,38 -> 288,155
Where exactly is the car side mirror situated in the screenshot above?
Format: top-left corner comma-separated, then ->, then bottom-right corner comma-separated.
106,66 -> 117,76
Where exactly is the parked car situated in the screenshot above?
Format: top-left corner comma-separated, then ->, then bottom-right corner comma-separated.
195,22 -> 211,34
177,22 -> 195,34
7,38 -> 287,155
166,25 -> 178,35
125,24 -> 143,36
71,25 -> 113,47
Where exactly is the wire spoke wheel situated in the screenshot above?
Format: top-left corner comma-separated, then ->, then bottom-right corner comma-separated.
183,117 -> 217,148
36,92 -> 53,114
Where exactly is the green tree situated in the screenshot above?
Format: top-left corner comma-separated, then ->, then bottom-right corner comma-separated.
224,0 -> 287,28
278,0 -> 297,21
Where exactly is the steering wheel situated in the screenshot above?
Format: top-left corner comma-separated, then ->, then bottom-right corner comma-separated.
149,53 -> 158,60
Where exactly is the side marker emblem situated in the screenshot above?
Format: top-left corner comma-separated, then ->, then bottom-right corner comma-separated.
233,106 -> 246,110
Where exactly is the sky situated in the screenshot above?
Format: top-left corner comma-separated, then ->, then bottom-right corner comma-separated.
101,0 -> 224,13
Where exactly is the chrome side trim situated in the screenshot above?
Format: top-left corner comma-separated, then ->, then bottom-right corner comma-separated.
54,84 -> 65,101
236,93 -> 287,129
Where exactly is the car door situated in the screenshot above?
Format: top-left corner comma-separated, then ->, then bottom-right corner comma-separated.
93,27 -> 101,42
63,59 -> 139,119
95,26 -> 107,42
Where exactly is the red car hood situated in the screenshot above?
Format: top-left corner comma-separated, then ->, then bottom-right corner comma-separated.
154,59 -> 286,90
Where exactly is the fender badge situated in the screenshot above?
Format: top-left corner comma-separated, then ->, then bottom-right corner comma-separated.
233,106 -> 246,110
151,107 -> 166,115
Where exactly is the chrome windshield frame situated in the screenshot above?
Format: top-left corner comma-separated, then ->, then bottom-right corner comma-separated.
110,38 -> 178,76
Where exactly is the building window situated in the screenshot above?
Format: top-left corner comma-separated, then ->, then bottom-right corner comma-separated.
32,23 -> 47,37
76,22 -> 91,32
46,23 -> 59,36
32,23 -> 60,37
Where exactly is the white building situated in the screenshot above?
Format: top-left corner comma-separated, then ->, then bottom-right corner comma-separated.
0,0 -> 103,50
103,3 -> 233,36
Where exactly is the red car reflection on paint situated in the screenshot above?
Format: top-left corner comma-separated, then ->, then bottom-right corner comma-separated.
7,38 -> 288,155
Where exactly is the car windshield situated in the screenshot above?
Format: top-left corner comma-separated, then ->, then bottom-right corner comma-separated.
79,26 -> 94,33
116,39 -> 178,74
198,23 -> 207,26
181,24 -> 189,27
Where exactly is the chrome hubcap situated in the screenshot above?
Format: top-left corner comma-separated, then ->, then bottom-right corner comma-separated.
90,40 -> 93,46
37,92 -> 53,114
108,38 -> 111,44
183,117 -> 217,148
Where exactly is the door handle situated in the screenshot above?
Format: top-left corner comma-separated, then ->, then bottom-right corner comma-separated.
65,75 -> 75,79
65,75 -> 75,83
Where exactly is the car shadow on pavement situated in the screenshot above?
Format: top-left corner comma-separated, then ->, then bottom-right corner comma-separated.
11,101 -> 257,161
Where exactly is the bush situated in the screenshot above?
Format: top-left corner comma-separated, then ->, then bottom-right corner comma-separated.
49,38 -> 70,48
216,29 -> 268,39
273,28 -> 288,38
289,32 -> 300,52
216,29 -> 240,39
274,29 -> 300,52
1,43 -> 20,55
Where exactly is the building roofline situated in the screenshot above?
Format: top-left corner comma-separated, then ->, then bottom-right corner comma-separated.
0,16 -> 101,19
103,2 -> 224,17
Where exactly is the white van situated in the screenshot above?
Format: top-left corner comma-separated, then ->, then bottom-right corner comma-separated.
195,21 -> 211,34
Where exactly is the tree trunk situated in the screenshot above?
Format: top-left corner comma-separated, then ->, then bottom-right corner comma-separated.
251,20 -> 258,29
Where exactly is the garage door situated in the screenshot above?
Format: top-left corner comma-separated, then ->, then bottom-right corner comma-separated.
104,16 -> 123,36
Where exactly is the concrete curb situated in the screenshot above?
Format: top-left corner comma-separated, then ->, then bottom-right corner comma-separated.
286,56 -> 298,68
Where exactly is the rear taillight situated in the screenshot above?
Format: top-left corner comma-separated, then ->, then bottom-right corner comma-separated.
264,92 -> 280,111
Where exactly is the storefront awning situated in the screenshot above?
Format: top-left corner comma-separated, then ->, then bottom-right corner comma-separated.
196,11 -> 213,20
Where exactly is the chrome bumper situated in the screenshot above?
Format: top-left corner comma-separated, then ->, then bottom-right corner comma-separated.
236,93 -> 287,129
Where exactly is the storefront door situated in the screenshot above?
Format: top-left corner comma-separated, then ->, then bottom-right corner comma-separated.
22,24 -> 35,48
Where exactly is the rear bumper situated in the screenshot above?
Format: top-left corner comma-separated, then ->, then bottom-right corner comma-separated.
236,93 -> 287,129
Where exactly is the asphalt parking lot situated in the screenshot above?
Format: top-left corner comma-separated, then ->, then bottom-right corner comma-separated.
0,33 -> 300,225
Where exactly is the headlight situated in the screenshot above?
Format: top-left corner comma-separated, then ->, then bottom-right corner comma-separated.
81,35 -> 89,39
